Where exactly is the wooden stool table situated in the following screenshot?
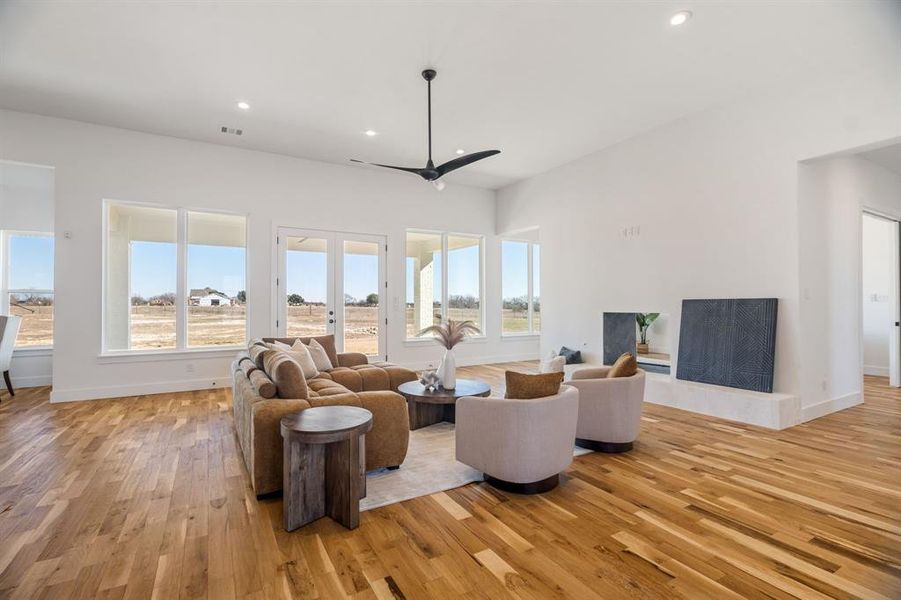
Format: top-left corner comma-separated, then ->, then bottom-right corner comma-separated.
398,379 -> 491,430
280,406 -> 373,531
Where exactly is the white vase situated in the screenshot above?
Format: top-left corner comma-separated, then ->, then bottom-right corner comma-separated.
438,347 -> 457,389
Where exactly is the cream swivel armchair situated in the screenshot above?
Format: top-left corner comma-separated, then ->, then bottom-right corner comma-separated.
567,366 -> 645,452
455,385 -> 579,493
0,315 -> 22,398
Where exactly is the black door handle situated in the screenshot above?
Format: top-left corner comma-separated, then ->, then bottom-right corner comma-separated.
329,319 -> 335,324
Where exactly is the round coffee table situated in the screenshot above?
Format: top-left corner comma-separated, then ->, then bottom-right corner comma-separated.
280,406 -> 373,531
398,379 -> 491,430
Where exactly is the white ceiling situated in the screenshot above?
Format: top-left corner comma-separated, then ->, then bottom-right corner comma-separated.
1,1 -> 898,189
859,144 -> 901,176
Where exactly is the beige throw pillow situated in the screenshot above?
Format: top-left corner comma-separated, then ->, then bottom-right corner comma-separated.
306,338 -> 334,371
267,341 -> 318,379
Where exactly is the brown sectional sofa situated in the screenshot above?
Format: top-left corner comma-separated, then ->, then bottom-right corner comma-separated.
232,334 -> 417,496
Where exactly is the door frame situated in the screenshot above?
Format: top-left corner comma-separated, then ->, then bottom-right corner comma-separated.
274,226 -> 387,361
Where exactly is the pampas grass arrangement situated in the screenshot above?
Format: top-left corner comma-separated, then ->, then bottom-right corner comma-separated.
418,319 -> 481,349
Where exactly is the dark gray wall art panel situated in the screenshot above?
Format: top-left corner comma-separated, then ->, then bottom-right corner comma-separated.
603,312 -> 636,365
676,298 -> 778,393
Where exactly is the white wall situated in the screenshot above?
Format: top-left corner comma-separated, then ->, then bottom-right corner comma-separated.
0,109 -> 538,402
861,213 -> 894,376
0,160 -> 55,387
798,155 -> 901,420
497,70 -> 901,427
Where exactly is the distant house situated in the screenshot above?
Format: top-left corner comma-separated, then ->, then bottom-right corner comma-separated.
190,287 -> 233,307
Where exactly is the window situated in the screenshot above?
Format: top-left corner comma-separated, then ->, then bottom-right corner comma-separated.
1,232 -> 54,347
104,201 -> 246,352
501,239 -> 540,335
187,211 -> 246,347
406,231 -> 483,338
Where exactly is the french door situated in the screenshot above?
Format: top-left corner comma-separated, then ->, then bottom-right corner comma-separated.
276,228 -> 387,360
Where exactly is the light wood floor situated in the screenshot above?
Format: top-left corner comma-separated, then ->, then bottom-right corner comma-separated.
0,363 -> 898,599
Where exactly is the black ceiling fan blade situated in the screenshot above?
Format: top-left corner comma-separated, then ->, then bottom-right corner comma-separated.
350,159 -> 425,175
435,150 -> 501,177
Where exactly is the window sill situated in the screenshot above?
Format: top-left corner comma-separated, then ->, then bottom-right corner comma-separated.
97,346 -> 243,364
13,346 -> 53,357
501,333 -> 541,340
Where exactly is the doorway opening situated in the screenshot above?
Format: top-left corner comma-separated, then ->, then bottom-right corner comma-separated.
862,212 -> 900,386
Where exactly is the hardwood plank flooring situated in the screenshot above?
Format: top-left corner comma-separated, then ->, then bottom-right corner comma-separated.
0,364 -> 898,599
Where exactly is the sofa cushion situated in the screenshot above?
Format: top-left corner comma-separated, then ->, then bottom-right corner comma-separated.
263,334 -> 340,369
504,370 -> 564,399
305,339 -> 334,371
249,344 -> 272,370
269,340 -> 318,379
263,351 -> 309,399
608,352 -> 638,378
249,369 -> 276,399
559,346 -> 584,365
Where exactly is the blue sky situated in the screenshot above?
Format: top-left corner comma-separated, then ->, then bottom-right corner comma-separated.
10,235 -> 535,302
130,242 -> 246,298
8,235 -> 54,290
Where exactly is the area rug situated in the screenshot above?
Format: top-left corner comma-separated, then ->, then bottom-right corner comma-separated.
361,422 -> 593,511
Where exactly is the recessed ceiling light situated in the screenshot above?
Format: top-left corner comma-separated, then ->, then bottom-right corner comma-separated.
236,101 -> 250,110
364,129 -> 378,137
455,149 -> 465,155
670,11 -> 692,26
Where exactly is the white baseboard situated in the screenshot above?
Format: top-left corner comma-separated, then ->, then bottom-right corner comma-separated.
798,391 -> 862,423
50,376 -> 230,403
9,374 -> 52,389
863,364 -> 889,377
398,352 -> 540,372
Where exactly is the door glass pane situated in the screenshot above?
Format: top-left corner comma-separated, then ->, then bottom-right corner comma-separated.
106,204 -> 177,350
8,234 -> 54,290
501,240 -> 529,334
187,212 -> 247,347
9,293 -> 53,347
447,235 -> 481,331
405,232 -> 442,337
532,243 -> 541,333
343,240 -> 380,355
286,236 -> 329,337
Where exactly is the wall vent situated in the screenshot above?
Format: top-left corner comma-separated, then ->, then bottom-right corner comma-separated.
220,126 -> 243,136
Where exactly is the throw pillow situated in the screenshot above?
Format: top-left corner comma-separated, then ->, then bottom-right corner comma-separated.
505,370 -> 564,399
248,369 -> 276,399
266,341 -> 318,379
305,338 -> 334,371
559,346 -> 583,365
263,351 -> 309,399
539,355 -> 565,374
248,344 -> 271,370
608,352 -> 638,378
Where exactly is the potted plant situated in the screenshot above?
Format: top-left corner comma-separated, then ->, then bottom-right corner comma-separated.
635,313 -> 659,355
418,319 -> 480,389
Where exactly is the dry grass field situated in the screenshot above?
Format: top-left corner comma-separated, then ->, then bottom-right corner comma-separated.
9,304 -> 539,353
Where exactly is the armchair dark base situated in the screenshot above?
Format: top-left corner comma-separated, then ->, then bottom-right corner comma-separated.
484,473 -> 559,495
575,438 -> 633,453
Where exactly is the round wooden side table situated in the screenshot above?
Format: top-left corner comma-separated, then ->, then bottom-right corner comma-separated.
397,379 -> 491,430
280,406 -> 373,531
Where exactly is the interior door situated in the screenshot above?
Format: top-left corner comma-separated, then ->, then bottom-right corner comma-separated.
277,228 -> 387,360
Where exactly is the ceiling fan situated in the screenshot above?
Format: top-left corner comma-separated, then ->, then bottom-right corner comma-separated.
351,69 -> 500,190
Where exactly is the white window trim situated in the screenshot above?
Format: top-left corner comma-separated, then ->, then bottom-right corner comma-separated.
405,229 -> 486,340
0,229 -> 55,350
100,199 -> 250,356
500,238 -> 541,337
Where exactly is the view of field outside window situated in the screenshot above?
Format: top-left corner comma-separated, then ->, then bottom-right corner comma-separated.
405,232 -> 443,337
446,235 -> 482,331
343,240 -> 380,355
285,236 -> 329,338
187,211 -> 246,347
105,204 -> 247,350
501,239 -> 540,334
6,234 -> 54,347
